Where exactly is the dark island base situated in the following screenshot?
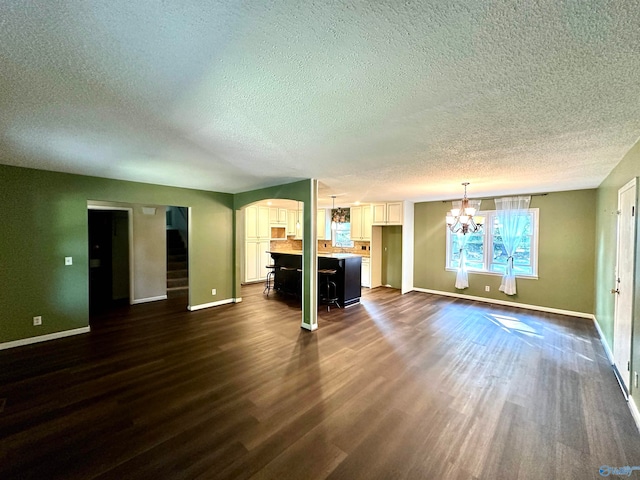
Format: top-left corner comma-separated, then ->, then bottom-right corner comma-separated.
268,252 -> 362,308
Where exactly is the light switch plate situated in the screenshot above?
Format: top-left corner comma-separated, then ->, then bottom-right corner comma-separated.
65,257 -> 73,265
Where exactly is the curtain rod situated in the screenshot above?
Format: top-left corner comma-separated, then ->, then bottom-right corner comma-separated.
441,192 -> 548,203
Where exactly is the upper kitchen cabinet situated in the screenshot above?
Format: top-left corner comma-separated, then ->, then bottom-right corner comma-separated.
317,208 -> 330,240
269,207 -> 287,225
287,209 -> 297,236
350,205 -> 372,241
246,205 -> 270,241
294,208 -> 304,240
372,202 -> 403,225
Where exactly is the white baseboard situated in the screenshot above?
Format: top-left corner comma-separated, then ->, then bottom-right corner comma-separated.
301,322 -> 318,331
131,295 -> 167,305
629,395 -> 640,434
591,315 -> 615,365
187,298 -> 238,311
412,288 -> 593,319
591,315 -> 640,433
0,326 -> 91,350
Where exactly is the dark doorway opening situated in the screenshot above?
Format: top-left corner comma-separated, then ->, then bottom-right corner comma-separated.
166,206 -> 189,300
88,209 -> 130,314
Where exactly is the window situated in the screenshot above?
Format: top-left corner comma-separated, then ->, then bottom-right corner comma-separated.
333,222 -> 354,248
446,209 -> 538,277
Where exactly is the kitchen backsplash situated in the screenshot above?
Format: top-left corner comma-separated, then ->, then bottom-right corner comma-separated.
318,239 -> 370,255
269,237 -> 302,251
269,237 -> 370,256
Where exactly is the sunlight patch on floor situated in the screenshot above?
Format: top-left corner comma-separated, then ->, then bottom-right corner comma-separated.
485,313 -> 541,338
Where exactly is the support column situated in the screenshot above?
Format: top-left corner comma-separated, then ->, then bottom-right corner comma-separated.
301,179 -> 318,331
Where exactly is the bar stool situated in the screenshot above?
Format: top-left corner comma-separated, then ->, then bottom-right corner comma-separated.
318,269 -> 339,311
264,265 -> 278,296
279,267 -> 298,296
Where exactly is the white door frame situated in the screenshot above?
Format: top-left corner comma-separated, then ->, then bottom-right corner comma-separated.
613,178 -> 638,393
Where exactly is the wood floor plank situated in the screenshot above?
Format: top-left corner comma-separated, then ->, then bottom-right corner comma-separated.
1,285 -> 639,479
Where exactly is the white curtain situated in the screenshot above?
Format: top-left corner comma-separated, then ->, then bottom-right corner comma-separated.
455,232 -> 470,289
494,196 -> 531,295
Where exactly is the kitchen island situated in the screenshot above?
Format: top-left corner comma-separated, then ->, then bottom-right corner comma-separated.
268,251 -> 362,307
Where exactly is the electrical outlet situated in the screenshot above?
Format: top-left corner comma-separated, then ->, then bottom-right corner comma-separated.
485,286 -> 490,292
33,316 -> 42,326
211,289 -> 216,296
65,256 -> 73,265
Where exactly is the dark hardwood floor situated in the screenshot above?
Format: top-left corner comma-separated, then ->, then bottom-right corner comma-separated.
1,284 -> 639,479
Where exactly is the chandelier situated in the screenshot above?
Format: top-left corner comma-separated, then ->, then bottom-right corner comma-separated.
446,182 -> 484,235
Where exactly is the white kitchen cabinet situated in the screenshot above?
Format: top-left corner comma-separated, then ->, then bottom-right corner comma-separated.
246,205 -> 270,241
372,202 -> 403,225
317,208 -> 329,240
270,207 -> 287,225
294,209 -> 304,239
287,209 -> 297,236
245,205 -> 272,283
245,240 -> 271,283
361,257 -> 371,287
350,205 -> 372,241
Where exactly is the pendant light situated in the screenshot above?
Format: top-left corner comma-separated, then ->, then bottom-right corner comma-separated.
296,201 -> 301,230
446,182 -> 484,235
330,196 -> 337,231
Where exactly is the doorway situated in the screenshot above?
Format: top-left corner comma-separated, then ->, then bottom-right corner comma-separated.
88,208 -> 132,313
381,226 -> 403,289
613,178 -> 637,393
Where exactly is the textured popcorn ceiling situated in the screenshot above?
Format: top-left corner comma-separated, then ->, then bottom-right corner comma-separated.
1,1 -> 639,206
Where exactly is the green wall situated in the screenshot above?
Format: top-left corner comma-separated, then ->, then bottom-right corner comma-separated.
413,189 -> 596,314
595,140 -> 640,398
382,226 -> 403,288
0,164 -> 233,344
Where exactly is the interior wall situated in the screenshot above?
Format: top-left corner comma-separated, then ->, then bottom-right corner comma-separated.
413,189 -> 597,314
111,211 -> 130,300
595,139 -> 640,401
0,164 -> 233,345
132,205 -> 167,302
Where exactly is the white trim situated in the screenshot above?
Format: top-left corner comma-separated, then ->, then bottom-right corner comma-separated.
629,395 -> 640,434
301,322 -> 318,331
131,295 -> 167,304
0,326 -> 90,350
412,288 -> 593,319
401,201 -> 415,295
234,297 -> 242,303
187,206 -> 193,313
592,315 -> 615,365
187,298 -> 236,311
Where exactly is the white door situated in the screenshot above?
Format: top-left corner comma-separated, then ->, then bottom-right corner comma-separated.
613,178 -> 637,392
